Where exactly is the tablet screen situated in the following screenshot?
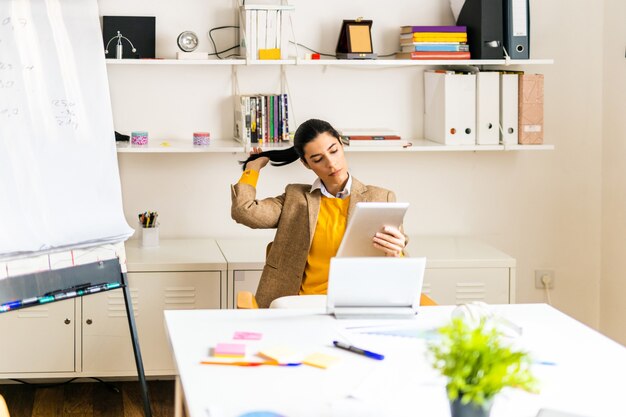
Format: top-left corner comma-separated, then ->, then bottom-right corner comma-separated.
336,202 -> 409,257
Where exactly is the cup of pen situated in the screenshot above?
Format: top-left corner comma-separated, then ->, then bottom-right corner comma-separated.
138,211 -> 159,247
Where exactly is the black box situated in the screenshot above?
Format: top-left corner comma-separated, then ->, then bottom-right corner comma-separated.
102,16 -> 155,59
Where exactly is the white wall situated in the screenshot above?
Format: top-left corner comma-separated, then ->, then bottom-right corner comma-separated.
601,0 -> 626,345
101,1 -> 605,330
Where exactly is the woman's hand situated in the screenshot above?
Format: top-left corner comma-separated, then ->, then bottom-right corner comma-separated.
372,226 -> 406,257
246,147 -> 270,172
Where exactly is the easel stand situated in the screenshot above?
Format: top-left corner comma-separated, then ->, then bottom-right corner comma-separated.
0,259 -> 152,417
121,270 -> 153,417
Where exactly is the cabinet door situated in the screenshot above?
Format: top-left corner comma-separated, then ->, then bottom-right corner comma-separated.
0,300 -> 75,373
82,271 -> 221,375
423,268 -> 510,305
233,270 -> 262,307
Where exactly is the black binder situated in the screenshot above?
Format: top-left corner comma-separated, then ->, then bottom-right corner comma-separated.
456,0 -> 504,59
503,0 -> 530,59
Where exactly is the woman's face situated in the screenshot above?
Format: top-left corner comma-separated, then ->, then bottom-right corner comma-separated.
302,132 -> 349,191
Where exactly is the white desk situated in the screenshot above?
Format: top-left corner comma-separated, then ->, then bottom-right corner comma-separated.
165,304 -> 626,417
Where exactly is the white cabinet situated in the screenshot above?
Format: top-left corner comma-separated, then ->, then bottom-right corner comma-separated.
80,239 -> 226,376
407,237 -> 516,304
217,236 -> 515,307
216,238 -> 272,309
0,239 -> 227,378
0,300 -> 76,374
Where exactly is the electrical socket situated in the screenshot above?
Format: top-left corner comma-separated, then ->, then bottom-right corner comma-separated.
535,270 -> 555,289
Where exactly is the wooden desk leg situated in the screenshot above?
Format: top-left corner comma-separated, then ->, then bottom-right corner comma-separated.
175,376 -> 184,417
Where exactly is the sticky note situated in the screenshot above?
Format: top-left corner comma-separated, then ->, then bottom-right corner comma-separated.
214,343 -> 246,358
302,352 -> 339,369
233,331 -> 263,341
258,346 -> 298,363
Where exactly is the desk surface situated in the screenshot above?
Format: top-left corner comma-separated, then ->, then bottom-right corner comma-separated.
216,236 -> 516,269
165,304 -> 625,417
125,239 -> 226,272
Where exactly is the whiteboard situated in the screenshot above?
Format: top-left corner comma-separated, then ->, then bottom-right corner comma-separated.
0,0 -> 133,260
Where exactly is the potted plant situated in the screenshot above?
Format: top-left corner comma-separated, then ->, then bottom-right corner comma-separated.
428,317 -> 538,417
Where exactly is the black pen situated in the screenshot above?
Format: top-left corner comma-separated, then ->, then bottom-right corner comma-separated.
332,341 -> 385,360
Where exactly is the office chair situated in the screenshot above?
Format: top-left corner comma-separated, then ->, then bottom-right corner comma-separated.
0,394 -> 9,417
237,242 -> 437,309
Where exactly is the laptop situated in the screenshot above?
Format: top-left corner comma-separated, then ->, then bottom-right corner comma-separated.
326,257 -> 427,319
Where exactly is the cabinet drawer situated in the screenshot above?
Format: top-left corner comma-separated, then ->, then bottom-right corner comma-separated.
423,268 -> 510,305
82,271 -> 221,374
0,300 -> 75,373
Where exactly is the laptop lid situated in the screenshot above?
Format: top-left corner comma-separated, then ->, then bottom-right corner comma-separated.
327,257 -> 426,318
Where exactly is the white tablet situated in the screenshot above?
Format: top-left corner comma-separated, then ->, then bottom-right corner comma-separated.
336,202 -> 409,257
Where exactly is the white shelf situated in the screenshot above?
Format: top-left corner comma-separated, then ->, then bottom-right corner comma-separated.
105,58 -> 554,67
115,138 -> 554,154
295,58 -> 554,67
116,138 -> 244,153
503,143 -> 555,151
106,59 -> 245,66
344,139 -> 553,152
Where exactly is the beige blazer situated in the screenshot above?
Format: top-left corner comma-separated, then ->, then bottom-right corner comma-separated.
231,176 -> 397,308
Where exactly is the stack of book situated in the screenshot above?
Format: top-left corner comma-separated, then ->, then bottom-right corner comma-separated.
338,128 -> 409,147
396,26 -> 470,60
234,94 -> 290,145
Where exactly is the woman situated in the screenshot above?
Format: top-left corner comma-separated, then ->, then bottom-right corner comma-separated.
231,119 -> 407,308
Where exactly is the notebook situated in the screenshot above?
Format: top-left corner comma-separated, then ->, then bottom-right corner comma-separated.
326,257 -> 426,319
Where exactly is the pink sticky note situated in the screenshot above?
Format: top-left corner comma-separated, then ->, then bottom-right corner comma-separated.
233,331 -> 263,341
214,343 -> 246,358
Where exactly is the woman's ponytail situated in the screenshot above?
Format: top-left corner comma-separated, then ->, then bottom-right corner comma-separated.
239,118 -> 341,170
240,147 -> 299,171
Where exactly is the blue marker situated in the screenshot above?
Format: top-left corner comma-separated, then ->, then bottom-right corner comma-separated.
332,340 -> 385,360
0,300 -> 21,312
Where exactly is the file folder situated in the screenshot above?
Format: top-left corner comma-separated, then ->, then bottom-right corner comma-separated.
518,73 -> 544,144
476,72 -> 500,145
500,72 -> 519,145
424,71 -> 476,145
456,0 -> 504,59
503,0 -> 530,59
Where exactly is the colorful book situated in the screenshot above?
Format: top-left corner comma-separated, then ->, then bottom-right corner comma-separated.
401,44 -> 470,52
400,25 -> 466,34
395,51 -> 471,60
341,137 -> 410,147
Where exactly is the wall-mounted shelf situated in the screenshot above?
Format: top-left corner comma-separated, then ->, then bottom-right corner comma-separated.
116,138 -> 554,154
106,58 -> 554,67
116,139 -> 243,153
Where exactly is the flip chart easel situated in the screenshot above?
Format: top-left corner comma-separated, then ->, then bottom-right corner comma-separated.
0,249 -> 152,417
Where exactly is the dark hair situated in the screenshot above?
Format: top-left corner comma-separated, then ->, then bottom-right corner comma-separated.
240,118 -> 341,170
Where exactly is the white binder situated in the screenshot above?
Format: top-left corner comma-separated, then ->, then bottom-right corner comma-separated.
500,72 -> 520,144
424,71 -> 476,145
476,72 -> 500,145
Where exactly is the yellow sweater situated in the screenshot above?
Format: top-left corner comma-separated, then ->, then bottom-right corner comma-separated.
299,196 -> 350,295
238,170 -> 349,295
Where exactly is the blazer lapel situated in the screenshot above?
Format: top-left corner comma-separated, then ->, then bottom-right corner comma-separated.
347,176 -> 368,223
305,189 -> 321,246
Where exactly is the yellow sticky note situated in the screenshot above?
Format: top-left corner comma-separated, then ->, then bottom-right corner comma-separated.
303,352 -> 339,369
258,346 -> 297,363
160,141 -> 170,147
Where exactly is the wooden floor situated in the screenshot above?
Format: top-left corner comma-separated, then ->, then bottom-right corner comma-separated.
0,380 -> 174,417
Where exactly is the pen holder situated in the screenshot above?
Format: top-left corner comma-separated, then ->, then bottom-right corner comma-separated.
141,224 -> 159,247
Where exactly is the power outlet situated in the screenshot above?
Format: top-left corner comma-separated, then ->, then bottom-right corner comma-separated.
535,270 -> 555,289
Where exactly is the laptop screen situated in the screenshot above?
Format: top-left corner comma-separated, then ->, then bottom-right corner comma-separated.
327,257 -> 426,311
